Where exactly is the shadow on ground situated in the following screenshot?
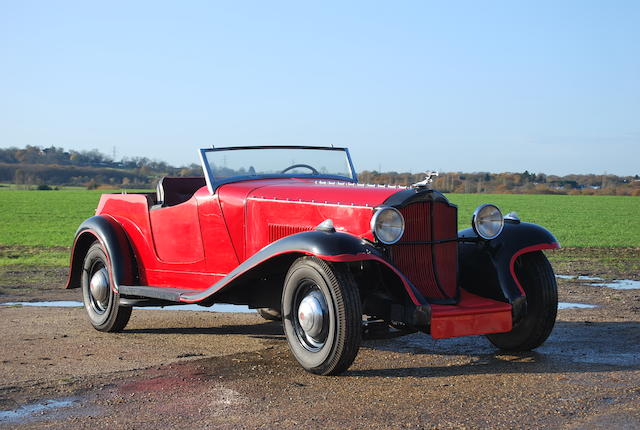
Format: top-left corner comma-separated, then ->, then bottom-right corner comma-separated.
121,318 -> 640,378
123,321 -> 285,339
350,320 -> 640,377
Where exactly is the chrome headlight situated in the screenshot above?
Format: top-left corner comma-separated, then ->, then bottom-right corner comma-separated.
371,206 -> 405,244
472,204 -> 504,240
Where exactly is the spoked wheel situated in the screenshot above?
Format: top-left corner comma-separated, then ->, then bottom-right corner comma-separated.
282,257 -> 362,375
486,251 -> 557,351
81,242 -> 132,332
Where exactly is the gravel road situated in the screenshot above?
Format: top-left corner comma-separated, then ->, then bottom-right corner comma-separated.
1,253 -> 639,429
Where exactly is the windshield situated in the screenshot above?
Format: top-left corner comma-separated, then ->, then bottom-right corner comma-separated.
200,146 -> 357,191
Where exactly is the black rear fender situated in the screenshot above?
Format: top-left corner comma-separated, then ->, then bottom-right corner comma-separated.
65,215 -> 136,291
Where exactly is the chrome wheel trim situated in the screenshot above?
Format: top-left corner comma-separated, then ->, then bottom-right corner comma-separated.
293,282 -> 329,352
88,265 -> 110,314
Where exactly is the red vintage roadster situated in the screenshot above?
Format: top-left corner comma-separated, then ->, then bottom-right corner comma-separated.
66,146 -> 559,375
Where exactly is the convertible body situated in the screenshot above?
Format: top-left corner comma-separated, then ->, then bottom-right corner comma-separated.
67,146 -> 559,374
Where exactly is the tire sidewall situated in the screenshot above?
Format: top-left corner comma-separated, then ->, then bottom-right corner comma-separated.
81,243 -> 118,330
511,252 -> 557,335
282,260 -> 338,371
487,251 -> 557,350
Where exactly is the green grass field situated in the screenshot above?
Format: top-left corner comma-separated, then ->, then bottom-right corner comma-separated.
0,190 -> 638,267
447,193 -> 639,248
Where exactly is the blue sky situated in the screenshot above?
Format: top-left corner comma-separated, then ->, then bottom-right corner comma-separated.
1,1 -> 638,175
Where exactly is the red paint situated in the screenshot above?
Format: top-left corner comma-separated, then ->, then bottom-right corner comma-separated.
509,242 -> 561,295
96,191 -> 213,289
245,196 -> 374,258
194,190 -> 240,274
245,179 -> 401,207
433,203 -> 458,297
392,201 -> 458,300
75,170 -> 558,341
149,197 -> 205,263
92,178 -> 398,292
218,178 -> 398,261
318,253 -> 423,305
430,290 -> 513,339
178,251 -> 423,306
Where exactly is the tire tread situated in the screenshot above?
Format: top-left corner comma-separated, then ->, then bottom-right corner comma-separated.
486,251 -> 557,351
82,242 -> 132,333
282,256 -> 362,375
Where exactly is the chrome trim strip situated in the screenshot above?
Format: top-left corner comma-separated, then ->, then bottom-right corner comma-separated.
247,197 -> 374,210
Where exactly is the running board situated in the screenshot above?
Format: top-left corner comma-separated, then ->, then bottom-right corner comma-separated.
118,285 -> 199,302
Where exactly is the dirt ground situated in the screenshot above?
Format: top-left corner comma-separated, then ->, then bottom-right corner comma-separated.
1,248 -> 639,429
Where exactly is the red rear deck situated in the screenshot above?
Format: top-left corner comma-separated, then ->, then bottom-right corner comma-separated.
430,290 -> 513,339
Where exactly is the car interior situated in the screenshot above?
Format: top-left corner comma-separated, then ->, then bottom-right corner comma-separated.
155,176 -> 206,207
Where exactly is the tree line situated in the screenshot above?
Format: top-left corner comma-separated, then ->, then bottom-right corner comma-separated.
359,170 -> 640,196
0,145 -> 200,189
0,145 -> 638,195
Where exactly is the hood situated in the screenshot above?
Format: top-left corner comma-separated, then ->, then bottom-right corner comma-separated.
217,178 -> 409,261
244,178 -> 405,207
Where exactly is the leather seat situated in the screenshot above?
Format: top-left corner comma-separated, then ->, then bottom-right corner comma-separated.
156,176 -> 206,207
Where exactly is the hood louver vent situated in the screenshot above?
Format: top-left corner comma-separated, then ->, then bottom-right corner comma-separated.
268,224 -> 314,242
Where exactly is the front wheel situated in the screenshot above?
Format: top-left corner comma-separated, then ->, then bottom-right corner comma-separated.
282,257 -> 362,375
81,242 -> 132,332
486,251 -> 557,351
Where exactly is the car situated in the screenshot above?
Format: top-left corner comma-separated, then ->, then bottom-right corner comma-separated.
66,145 -> 560,375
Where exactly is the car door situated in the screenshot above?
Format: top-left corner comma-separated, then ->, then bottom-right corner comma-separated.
149,198 -> 205,264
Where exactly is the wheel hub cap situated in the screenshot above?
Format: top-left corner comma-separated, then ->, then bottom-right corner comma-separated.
298,292 -> 325,339
89,268 -> 110,308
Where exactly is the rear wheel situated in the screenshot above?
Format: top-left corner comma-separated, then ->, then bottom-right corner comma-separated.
486,251 -> 557,351
282,257 -> 362,375
81,242 -> 132,332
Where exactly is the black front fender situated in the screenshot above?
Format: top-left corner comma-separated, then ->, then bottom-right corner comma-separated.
180,230 -> 427,308
65,215 -> 135,291
180,230 -> 382,304
458,221 -> 560,321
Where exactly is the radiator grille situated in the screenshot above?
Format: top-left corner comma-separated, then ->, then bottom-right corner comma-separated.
268,224 -> 314,242
390,201 -> 458,301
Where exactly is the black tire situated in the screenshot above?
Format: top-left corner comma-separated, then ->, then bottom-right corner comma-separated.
257,308 -> 282,321
282,256 -> 362,375
486,251 -> 557,351
81,242 -> 132,332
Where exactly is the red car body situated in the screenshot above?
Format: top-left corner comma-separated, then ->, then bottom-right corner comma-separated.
67,146 -> 560,375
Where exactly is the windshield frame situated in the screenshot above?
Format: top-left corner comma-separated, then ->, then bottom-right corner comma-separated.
198,145 -> 358,194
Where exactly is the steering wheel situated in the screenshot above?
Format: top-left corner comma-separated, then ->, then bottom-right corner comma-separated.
280,163 -> 319,175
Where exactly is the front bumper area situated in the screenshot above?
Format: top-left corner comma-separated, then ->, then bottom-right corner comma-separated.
394,290 -> 513,339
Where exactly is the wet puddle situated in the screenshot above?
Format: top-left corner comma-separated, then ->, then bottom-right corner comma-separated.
591,279 -> 640,290
558,302 -> 598,310
144,303 -> 253,313
0,398 -> 76,424
556,275 -> 640,290
0,301 -> 254,313
556,275 -> 604,281
0,301 -> 83,308
577,275 -> 605,281
3,301 -> 600,312
3,301 -> 601,311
